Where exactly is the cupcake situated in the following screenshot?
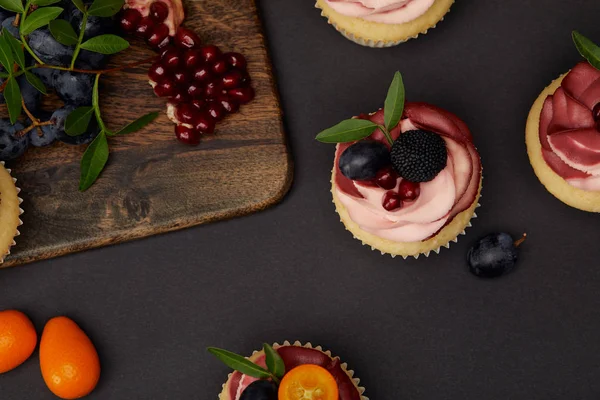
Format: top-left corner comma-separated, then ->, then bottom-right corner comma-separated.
317,72 -> 482,258
209,341 -> 367,400
314,0 -> 455,48
0,161 -> 23,264
526,32 -> 600,212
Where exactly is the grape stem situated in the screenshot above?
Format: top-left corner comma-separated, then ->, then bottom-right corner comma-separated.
17,97 -> 54,137
514,233 -> 527,247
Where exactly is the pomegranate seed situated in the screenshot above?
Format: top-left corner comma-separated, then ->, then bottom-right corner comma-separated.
187,83 -> 203,98
173,69 -> 190,86
195,112 -> 216,134
176,103 -> 198,125
206,101 -> 225,121
161,48 -> 181,70
175,27 -> 201,49
218,95 -> 239,114
228,86 -> 254,104
200,45 -> 221,63
147,23 -> 170,48
175,125 -> 201,146
374,167 -> 397,190
193,66 -> 213,83
222,70 -> 243,89
593,103 -> 600,122
190,99 -> 206,110
183,49 -> 202,69
135,17 -> 155,38
224,52 -> 247,70
153,78 -> 176,97
120,9 -> 142,32
148,62 -> 168,82
149,1 -> 169,22
211,59 -> 229,75
240,71 -> 251,85
382,191 -> 402,211
204,80 -> 223,98
169,91 -> 190,103
398,180 -> 420,201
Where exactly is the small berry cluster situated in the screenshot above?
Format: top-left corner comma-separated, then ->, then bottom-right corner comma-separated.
372,166 -> 421,211
120,4 -> 254,145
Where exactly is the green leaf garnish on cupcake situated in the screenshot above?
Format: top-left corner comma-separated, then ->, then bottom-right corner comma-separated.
572,31 -> 600,70
315,71 -> 405,145
208,343 -> 285,384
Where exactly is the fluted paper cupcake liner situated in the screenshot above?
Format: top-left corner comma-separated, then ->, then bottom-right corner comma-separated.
315,1 -> 453,48
0,161 -> 24,265
218,341 -> 368,400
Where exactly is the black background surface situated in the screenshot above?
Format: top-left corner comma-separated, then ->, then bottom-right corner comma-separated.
3,0 -> 600,399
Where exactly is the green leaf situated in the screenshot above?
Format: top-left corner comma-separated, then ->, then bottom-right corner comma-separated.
65,106 -> 94,136
4,31 -> 25,70
315,119 -> 379,143
80,34 -> 129,54
573,31 -> 600,70
32,0 -> 61,5
207,348 -> 273,380
263,344 -> 285,379
20,7 -> 64,35
109,111 -> 159,136
0,0 -> 24,13
0,29 -> 14,73
4,76 -> 21,124
48,19 -> 78,46
0,72 -> 8,78
79,131 -> 109,191
87,0 -> 123,17
384,71 -> 405,132
25,71 -> 46,94
71,0 -> 85,12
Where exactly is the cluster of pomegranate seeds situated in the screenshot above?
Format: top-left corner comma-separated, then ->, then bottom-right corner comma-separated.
374,167 -> 421,211
119,3 -> 255,145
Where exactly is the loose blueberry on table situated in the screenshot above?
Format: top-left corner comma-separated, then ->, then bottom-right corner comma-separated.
468,233 -> 527,278
0,0 -> 254,191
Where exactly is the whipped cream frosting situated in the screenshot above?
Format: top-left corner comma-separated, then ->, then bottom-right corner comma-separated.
325,0 -> 435,24
334,104 -> 481,243
539,62 -> 600,191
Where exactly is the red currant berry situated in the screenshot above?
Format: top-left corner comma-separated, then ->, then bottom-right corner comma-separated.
228,86 -> 254,104
175,124 -> 201,146
206,101 -> 225,121
183,49 -> 202,69
382,191 -> 402,211
398,180 -> 421,201
200,45 -> 222,64
187,83 -> 203,98
147,23 -> 170,48
194,113 -> 216,134
169,91 -> 190,104
374,167 -> 397,190
174,27 -> 201,49
160,48 -> 181,70
211,59 -> 229,75
190,99 -> 206,110
153,78 -> 176,97
173,69 -> 190,86
148,62 -> 168,82
223,52 -> 247,70
119,9 -> 142,32
218,95 -> 239,114
135,17 -> 155,39
176,103 -> 198,125
222,70 -> 243,89
193,66 -> 213,83
149,1 -> 169,22
204,80 -> 223,98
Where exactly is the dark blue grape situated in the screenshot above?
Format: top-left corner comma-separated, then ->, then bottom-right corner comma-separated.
28,28 -> 74,66
1,16 -> 20,38
77,50 -> 108,70
17,75 -> 42,114
0,9 -> 14,25
27,113 -> 57,147
339,141 -> 391,181
0,119 -> 28,161
66,2 -> 115,40
31,67 -> 59,88
54,71 -> 93,106
468,233 -> 526,278
239,381 -> 277,400
50,106 -> 100,145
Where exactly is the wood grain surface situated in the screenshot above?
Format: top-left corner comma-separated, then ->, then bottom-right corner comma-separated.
1,0 -> 292,268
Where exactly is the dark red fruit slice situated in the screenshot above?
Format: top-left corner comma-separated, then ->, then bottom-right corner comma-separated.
149,1 -> 169,22
228,87 -> 254,104
175,124 -> 201,145
194,112 -> 216,134
222,70 -> 243,89
200,45 -> 221,64
148,23 -> 170,48
120,8 -> 142,32
223,52 -> 246,70
174,27 -> 201,49
135,16 -> 155,38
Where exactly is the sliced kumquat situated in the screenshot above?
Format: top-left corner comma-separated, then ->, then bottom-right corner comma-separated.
278,364 -> 339,400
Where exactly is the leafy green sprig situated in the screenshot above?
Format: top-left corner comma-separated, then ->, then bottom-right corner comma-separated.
316,71 -> 405,145
572,31 -> 600,70
0,0 -> 159,191
208,343 -> 286,385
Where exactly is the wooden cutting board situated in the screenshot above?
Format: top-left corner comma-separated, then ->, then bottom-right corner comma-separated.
1,0 -> 292,268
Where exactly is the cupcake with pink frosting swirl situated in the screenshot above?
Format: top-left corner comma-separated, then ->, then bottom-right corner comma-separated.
526,32 -> 600,212
315,0 -> 455,47
317,72 -> 482,258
